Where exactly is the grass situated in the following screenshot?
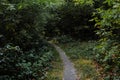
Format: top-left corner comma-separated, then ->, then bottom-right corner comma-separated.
60,41 -> 101,80
45,47 -> 63,80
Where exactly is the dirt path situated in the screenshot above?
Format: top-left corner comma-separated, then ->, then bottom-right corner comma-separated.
52,44 -> 77,80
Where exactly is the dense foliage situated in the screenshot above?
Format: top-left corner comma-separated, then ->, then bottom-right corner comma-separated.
93,0 -> 120,79
0,43 -> 53,80
0,0 -> 62,79
45,0 -> 98,40
55,0 -> 120,79
0,0 -> 119,79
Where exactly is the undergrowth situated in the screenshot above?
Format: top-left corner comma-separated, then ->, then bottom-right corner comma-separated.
46,46 -> 63,80
60,41 -> 101,80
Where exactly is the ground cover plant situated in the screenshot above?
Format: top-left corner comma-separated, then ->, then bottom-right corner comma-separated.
92,0 -> 120,79
60,41 -> 101,80
0,0 -> 119,80
46,47 -> 63,80
0,0 -> 63,79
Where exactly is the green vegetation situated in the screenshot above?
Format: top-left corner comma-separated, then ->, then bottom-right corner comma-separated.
0,0 -> 63,79
92,0 -> 120,79
60,41 -> 100,80
0,0 -> 119,80
45,0 -> 97,40
46,48 -> 63,80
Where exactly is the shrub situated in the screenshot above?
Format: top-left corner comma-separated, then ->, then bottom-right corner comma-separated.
93,0 -> 120,79
0,43 -> 53,80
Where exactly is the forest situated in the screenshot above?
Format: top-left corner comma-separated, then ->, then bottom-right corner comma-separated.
0,0 -> 120,80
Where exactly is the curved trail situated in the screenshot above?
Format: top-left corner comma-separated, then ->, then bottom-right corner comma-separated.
53,44 -> 77,80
